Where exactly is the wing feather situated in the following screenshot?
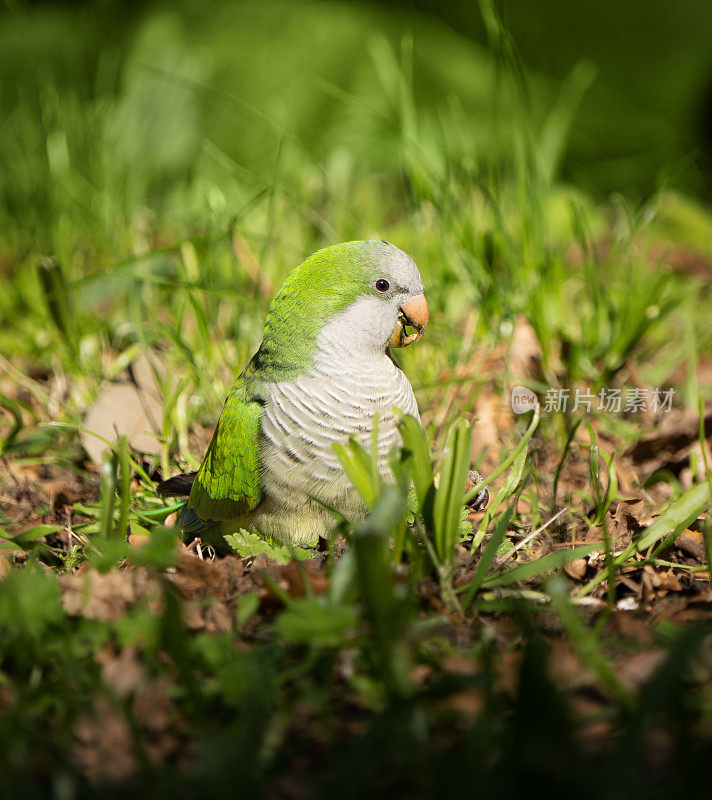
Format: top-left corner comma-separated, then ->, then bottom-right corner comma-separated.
187,372 -> 264,522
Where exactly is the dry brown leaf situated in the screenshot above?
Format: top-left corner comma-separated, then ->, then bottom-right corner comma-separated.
607,497 -> 652,540
183,600 -> 233,633
495,650 -> 522,696
675,530 -> 706,561
602,611 -> 654,645
257,558 -> 330,606
129,351 -> 165,401
73,656 -> 179,784
61,568 -> 160,620
658,569 -> 683,593
0,553 -> 12,579
95,645 -> 146,697
625,407 -> 712,480
133,678 -> 175,740
278,559 -> 329,598
648,594 -> 690,624
168,551 -> 247,600
410,664 -> 433,687
508,317 -> 542,381
563,558 -> 588,580
569,695 -> 614,751
81,351 -> 165,463
547,640 -> 595,690
441,655 -> 477,676
442,688 -> 483,720
82,382 -> 161,463
613,458 -> 639,495
73,696 -> 137,783
618,649 -> 667,691
471,391 -> 511,470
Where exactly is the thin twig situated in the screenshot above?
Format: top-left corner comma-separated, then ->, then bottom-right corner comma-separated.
499,507 -> 567,562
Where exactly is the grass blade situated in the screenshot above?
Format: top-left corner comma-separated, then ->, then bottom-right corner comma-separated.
552,417 -> 583,504
333,436 -> 380,509
471,430 -> 529,552
433,418 -> 472,564
479,542 -> 605,588
462,503 -> 514,608
115,434 -> 131,539
397,412 -> 433,510
98,450 -> 117,540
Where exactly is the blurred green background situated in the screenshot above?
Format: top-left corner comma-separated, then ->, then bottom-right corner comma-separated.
3,0 -> 712,258
404,0 -> 712,197
2,0 -> 712,443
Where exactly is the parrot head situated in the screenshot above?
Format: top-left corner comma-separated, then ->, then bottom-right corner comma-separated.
257,240 -> 428,376
320,238 -> 428,355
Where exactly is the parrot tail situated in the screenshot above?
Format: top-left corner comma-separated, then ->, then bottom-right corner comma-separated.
157,472 -> 221,545
156,471 -> 198,497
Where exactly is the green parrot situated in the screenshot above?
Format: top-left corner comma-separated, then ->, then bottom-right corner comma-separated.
158,240 -> 430,548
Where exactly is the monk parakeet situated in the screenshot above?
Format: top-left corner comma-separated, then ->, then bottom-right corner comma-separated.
158,240 -> 429,547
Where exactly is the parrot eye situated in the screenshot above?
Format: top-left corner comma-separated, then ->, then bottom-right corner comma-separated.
375,279 -> 390,293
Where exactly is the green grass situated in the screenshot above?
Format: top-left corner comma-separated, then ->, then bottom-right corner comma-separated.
1,1 -> 712,797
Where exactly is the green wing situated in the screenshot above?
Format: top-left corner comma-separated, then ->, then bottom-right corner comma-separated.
187,372 -> 264,522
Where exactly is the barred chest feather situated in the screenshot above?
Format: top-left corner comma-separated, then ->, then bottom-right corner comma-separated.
259,344 -> 418,521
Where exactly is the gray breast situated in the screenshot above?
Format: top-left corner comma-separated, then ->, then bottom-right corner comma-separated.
260,353 -> 418,510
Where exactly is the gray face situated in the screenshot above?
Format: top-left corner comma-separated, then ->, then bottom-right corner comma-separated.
317,241 -> 428,357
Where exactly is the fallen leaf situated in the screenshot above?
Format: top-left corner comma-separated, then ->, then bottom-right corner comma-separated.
168,551 -> 247,600
471,391 -> 509,470
547,640 -> 594,690
61,568 -> 160,620
82,382 -> 161,463
569,695 -> 613,752
410,664 -> 433,687
95,645 -> 146,697
618,649 -> 667,691
602,611 -> 654,645
73,696 -> 137,783
0,553 -> 12,579
441,655 -> 476,676
658,570 -> 683,593
606,497 -> 653,543
626,407 -> 712,481
509,317 -> 542,379
442,688 -> 483,720
279,559 -> 329,598
563,558 -> 588,580
183,600 -> 233,633
675,530 -> 706,561
81,351 -> 165,463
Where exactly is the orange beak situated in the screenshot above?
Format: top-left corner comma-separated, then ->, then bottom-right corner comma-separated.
388,293 -> 429,348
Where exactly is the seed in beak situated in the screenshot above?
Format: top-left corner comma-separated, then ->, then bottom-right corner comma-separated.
388,293 -> 429,348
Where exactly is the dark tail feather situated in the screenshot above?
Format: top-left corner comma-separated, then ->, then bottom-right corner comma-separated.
180,506 -> 220,538
156,471 -> 198,497
157,472 -> 221,548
